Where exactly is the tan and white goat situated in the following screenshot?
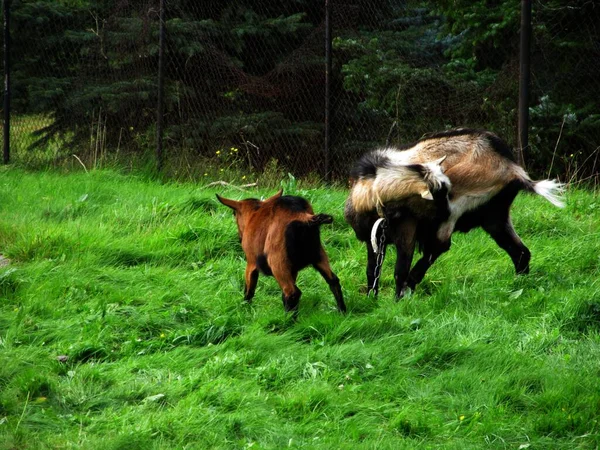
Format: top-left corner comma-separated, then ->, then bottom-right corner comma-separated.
345,128 -> 565,298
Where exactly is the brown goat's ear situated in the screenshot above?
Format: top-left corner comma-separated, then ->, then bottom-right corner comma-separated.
267,189 -> 283,201
216,194 -> 240,210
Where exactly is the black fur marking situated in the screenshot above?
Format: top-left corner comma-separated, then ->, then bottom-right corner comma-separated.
454,179 -> 523,233
312,214 -> 333,225
405,163 -> 427,177
283,287 -> 302,314
244,198 -> 262,211
256,254 -> 273,276
285,220 -> 323,273
350,152 -> 391,179
431,185 -> 451,222
485,133 -> 516,162
274,196 -> 311,213
244,269 -> 259,301
347,209 -> 379,242
421,128 -> 482,141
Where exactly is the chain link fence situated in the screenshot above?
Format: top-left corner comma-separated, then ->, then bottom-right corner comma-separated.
4,0 -> 161,168
329,1 -> 521,176
1,0 -> 599,182
530,0 -> 600,182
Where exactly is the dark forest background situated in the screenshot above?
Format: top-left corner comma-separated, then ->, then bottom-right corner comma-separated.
2,0 -> 599,180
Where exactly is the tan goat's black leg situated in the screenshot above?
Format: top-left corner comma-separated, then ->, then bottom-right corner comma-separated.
406,238 -> 451,291
482,217 -> 531,275
389,216 -> 417,300
480,181 -> 530,274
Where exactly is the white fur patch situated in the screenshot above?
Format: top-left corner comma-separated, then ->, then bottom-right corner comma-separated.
422,158 -> 451,192
380,147 -> 419,165
533,179 -> 565,208
436,192 -> 495,241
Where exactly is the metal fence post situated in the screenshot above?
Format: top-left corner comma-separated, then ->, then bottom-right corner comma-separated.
3,0 -> 10,164
156,0 -> 165,171
324,0 -> 332,181
518,0 -> 532,168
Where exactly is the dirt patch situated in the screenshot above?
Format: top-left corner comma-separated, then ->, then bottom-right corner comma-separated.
0,254 -> 10,267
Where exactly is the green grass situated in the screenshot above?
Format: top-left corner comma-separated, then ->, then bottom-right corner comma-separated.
0,166 -> 599,449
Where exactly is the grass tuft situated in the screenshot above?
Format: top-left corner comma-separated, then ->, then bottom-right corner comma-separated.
0,168 -> 599,448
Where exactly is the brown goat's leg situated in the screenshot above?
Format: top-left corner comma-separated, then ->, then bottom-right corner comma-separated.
271,266 -> 301,314
244,263 -> 259,302
313,248 -> 346,313
283,287 -> 302,317
482,217 -> 531,274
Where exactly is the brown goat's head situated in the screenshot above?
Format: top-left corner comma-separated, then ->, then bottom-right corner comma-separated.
216,190 -> 283,239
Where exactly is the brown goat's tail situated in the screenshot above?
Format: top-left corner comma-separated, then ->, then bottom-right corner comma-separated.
310,214 -> 334,226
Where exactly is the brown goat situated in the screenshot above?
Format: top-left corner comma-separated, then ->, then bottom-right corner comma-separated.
216,190 -> 346,314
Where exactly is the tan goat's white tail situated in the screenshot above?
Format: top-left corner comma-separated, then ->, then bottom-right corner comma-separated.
533,179 -> 565,208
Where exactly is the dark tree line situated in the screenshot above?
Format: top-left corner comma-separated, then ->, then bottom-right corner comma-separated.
1,0 -> 599,179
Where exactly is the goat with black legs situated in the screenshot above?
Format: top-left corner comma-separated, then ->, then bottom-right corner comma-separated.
345,128 -> 565,299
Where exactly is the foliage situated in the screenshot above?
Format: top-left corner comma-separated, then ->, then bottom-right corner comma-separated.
529,95 -> 600,179
6,0 -> 158,154
332,2 -> 519,151
2,0 -> 599,180
433,0 -> 520,70
3,0 -> 327,173
432,0 -> 600,178
526,1 -> 600,179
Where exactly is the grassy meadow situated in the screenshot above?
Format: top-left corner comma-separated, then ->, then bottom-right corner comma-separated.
0,167 -> 599,449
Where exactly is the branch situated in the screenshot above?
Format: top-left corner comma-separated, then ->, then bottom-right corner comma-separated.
203,180 -> 257,191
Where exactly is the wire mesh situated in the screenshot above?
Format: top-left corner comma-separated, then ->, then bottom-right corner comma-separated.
1,0 -> 599,181
530,0 -> 600,181
328,0 -> 521,177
